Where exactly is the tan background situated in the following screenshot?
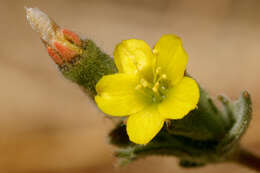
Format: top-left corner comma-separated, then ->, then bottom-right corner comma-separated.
0,0 -> 260,172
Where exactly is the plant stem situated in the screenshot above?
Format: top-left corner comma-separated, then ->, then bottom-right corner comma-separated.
233,147 -> 260,172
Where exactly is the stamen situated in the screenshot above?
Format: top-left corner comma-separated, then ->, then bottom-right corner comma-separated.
140,78 -> 149,88
152,49 -> 159,79
152,82 -> 160,93
154,66 -> 162,83
155,67 -> 161,74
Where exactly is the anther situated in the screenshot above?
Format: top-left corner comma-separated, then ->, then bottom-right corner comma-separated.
140,78 -> 148,87
137,63 -> 144,71
153,49 -> 159,55
152,82 -> 160,93
162,74 -> 167,79
161,86 -> 166,90
155,67 -> 162,74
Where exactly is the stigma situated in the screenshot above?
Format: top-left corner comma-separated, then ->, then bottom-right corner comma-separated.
136,66 -> 169,103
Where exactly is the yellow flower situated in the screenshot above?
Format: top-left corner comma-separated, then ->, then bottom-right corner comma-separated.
95,34 -> 200,145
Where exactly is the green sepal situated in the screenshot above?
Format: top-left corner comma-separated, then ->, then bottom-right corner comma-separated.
110,91 -> 252,166
217,91 -> 252,157
166,86 -> 228,140
60,39 -> 117,98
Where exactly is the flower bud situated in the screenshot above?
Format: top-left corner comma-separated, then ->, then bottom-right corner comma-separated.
26,7 -> 83,65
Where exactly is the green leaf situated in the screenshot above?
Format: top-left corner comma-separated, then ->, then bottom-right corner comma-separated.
110,91 -> 252,166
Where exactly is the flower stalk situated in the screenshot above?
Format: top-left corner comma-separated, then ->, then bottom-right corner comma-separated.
26,7 -> 256,170
232,147 -> 260,172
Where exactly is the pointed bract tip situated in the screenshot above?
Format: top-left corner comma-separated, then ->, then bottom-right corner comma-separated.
25,7 -> 57,44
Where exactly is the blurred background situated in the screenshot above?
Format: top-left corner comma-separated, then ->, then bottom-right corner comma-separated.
0,0 -> 260,172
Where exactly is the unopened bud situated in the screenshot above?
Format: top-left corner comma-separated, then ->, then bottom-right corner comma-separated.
47,46 -> 64,65
26,7 -> 83,65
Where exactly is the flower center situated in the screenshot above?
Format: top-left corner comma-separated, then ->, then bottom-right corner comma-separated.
136,66 -> 169,103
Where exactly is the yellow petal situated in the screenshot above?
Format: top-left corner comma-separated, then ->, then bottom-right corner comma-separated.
153,34 -> 188,85
127,105 -> 164,144
114,39 -> 154,79
95,73 -> 150,116
158,77 -> 200,119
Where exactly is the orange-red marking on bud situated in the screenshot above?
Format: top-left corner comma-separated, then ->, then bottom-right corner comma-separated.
54,41 -> 78,61
62,29 -> 82,46
47,46 -> 64,65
